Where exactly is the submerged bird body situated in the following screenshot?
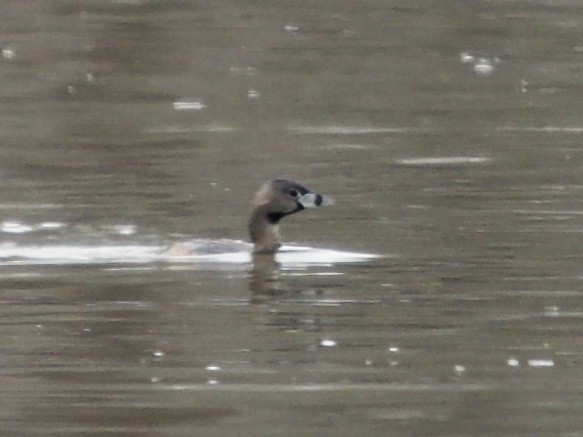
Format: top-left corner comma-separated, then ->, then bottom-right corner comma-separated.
249,179 -> 331,253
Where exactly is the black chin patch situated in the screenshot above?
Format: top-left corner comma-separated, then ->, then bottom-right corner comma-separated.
266,203 -> 303,224
315,194 -> 323,206
266,212 -> 285,224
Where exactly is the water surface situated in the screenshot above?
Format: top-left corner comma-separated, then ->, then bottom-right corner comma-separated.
1,1 -> 583,435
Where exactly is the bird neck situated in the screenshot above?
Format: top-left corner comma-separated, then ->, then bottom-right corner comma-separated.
249,206 -> 282,253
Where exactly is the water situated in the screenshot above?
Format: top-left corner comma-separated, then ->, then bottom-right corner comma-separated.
1,1 -> 583,435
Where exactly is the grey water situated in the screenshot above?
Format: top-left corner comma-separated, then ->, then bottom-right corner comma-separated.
1,1 -> 583,435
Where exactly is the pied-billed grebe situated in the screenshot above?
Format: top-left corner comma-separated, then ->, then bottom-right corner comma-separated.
249,179 -> 332,253
0,179 -> 383,267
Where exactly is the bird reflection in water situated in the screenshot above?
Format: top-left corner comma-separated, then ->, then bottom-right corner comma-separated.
249,252 -> 287,299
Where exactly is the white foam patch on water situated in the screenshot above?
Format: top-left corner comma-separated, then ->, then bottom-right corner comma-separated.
317,143 -> 377,150
0,241 -> 380,268
1,222 -> 35,234
288,126 -> 434,135
163,382 -> 490,393
146,124 -> 236,134
473,58 -> 495,76
0,243 -> 162,265
1,221 -> 67,234
510,209 -> 583,216
497,126 -> 583,133
106,224 -> 137,235
0,203 -> 62,210
172,99 -> 205,111
163,244 -> 380,267
395,156 -> 492,165
527,359 -> 554,368
277,245 -> 380,266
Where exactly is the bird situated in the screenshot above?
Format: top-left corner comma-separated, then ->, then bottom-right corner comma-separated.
249,178 -> 332,253
0,179 -> 381,267
162,178 -> 333,257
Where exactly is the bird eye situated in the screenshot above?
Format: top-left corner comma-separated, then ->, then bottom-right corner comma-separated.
288,188 -> 299,198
